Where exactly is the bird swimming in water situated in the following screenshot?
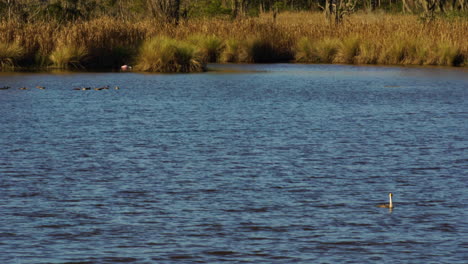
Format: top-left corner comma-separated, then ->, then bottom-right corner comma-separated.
377,193 -> 394,208
0,86 -> 10,90
94,85 -> 109,90
36,86 -> 45,89
121,65 -> 132,71
19,87 -> 28,90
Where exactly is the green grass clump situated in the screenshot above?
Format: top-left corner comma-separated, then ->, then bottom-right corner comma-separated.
313,38 -> 340,63
355,41 -> 379,64
433,42 -> 464,66
379,37 -> 432,66
187,34 -> 223,63
378,38 -> 407,65
294,37 -> 339,63
49,45 -> 87,69
335,36 -> 361,64
135,37 -> 206,73
220,39 -> 242,63
0,42 -> 24,70
295,37 -> 315,62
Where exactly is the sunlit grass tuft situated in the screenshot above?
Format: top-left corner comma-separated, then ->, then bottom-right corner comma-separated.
49,45 -> 87,69
355,41 -> 379,64
295,37 -> 315,62
0,42 -> 24,70
135,37 -> 206,73
187,34 -> 223,63
220,39 -> 242,63
335,36 -> 361,64
295,37 -> 340,63
313,38 -> 340,63
433,41 -> 464,66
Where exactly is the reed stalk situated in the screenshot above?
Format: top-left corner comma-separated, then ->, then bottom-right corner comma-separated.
0,12 -> 466,70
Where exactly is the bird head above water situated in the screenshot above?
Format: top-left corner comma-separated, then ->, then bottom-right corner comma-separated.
378,192 -> 394,208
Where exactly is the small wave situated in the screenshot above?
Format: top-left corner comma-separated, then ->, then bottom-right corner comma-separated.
49,229 -> 102,239
247,252 -> 271,257
60,261 -> 94,264
0,232 -> 17,237
116,190 -> 149,198
13,212 -> 58,218
203,250 -> 237,256
10,192 -> 41,198
122,211 -> 145,215
201,189 -> 219,193
9,148 -> 26,153
247,207 -> 270,213
36,224 -> 73,229
428,223 -> 457,233
240,224 -> 288,232
100,257 -> 139,263
169,255 -> 195,260
321,241 -> 393,247
410,167 -> 442,171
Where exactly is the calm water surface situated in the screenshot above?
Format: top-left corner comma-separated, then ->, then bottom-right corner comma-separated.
0,64 -> 467,263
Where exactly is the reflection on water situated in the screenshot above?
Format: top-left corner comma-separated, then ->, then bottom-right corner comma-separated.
0,64 -> 467,263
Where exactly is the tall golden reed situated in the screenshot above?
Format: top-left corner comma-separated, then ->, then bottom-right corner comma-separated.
0,12 -> 466,71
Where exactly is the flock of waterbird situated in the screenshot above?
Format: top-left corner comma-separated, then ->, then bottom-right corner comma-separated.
1,82 -> 398,210
0,85 -> 120,91
72,85 -> 120,91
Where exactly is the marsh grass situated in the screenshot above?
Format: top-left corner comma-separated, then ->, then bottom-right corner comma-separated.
187,34 -> 224,62
295,37 -> 340,63
135,37 -> 206,73
0,42 -> 24,70
49,45 -> 87,69
295,37 -> 315,62
335,36 -> 361,64
220,39 -> 242,62
0,12 -> 466,70
313,38 -> 341,63
355,41 -> 379,64
434,42 -> 464,66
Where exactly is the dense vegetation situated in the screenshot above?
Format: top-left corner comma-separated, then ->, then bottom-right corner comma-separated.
1,1 -> 466,22
0,1 -> 467,72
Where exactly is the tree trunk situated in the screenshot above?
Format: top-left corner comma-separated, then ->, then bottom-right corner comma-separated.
146,0 -> 180,24
231,0 -> 239,19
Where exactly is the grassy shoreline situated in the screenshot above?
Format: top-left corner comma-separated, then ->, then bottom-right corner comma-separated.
1,12 -> 467,72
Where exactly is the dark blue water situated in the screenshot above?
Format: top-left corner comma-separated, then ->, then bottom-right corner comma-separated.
1,64 -> 467,263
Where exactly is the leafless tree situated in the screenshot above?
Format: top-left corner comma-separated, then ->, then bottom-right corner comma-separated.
146,0 -> 181,24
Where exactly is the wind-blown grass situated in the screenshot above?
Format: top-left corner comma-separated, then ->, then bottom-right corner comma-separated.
0,12 -> 466,70
49,45 -> 87,69
220,39 -> 242,63
187,34 -> 223,62
335,36 -> 361,64
135,37 -> 206,73
295,38 -> 341,63
433,41 -> 464,66
0,42 -> 24,70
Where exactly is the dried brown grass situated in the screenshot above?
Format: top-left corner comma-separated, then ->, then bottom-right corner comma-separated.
0,12 -> 466,70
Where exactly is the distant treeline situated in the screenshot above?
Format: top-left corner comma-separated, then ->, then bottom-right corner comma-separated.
0,1 -> 466,23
